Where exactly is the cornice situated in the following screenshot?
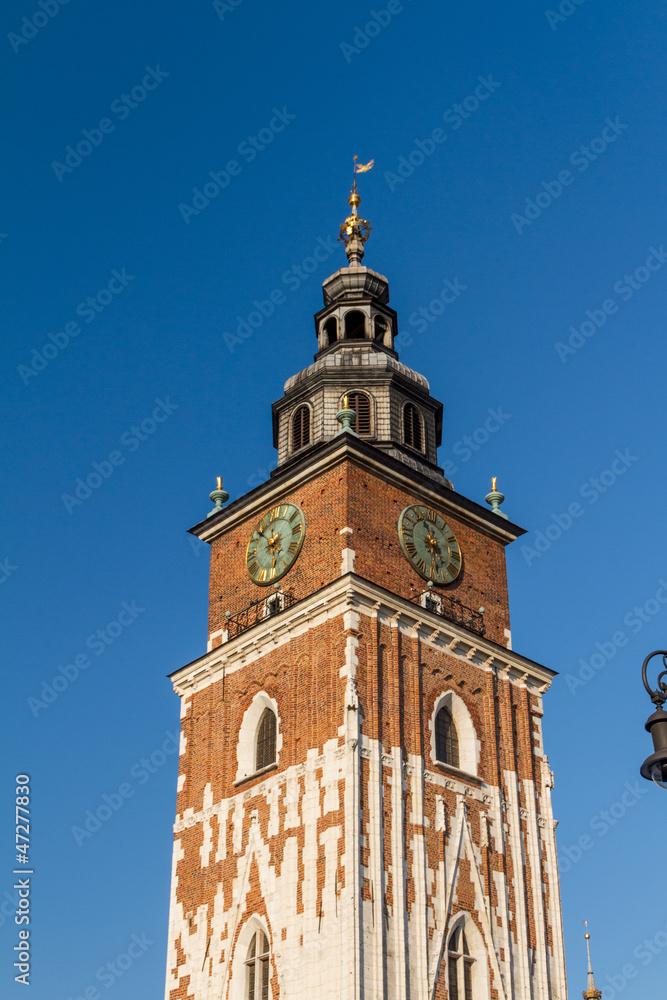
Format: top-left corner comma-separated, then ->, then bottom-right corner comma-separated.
281,349 -> 431,395
169,573 -> 555,698
189,434 -> 526,544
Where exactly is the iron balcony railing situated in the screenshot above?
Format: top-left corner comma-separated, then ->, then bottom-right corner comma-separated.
411,590 -> 486,637
226,590 -> 297,641
225,585 -> 485,643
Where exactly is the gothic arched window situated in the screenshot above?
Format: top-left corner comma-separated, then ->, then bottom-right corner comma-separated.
245,930 -> 270,1000
344,310 -> 366,339
447,926 -> 474,1000
292,405 -> 311,451
435,706 -> 459,768
403,403 -> 423,452
256,708 -> 277,770
346,391 -> 372,436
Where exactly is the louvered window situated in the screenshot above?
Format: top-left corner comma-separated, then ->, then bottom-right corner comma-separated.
347,392 -> 372,436
403,403 -> 423,451
256,709 -> 276,770
246,931 -> 270,1000
292,405 -> 310,451
448,927 -> 475,1000
435,706 -> 459,769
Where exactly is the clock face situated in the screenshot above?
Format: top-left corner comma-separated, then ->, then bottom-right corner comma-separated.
246,503 -> 305,586
398,504 -> 462,585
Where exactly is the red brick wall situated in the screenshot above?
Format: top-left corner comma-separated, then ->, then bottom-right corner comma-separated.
207,458 -> 510,646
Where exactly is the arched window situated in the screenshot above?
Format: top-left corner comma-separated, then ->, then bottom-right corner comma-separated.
373,314 -> 389,342
236,693 -> 281,783
403,403 -> 423,451
245,930 -> 270,1000
346,391 -> 372,435
435,706 -> 459,768
292,405 -> 310,450
344,310 -> 366,339
256,708 -> 277,770
322,316 -> 337,347
447,926 -> 474,1000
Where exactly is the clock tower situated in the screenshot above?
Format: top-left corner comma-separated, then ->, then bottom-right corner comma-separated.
163,182 -> 568,1000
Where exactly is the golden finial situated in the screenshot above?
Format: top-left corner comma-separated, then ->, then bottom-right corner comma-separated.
342,395 -> 349,409
486,477 -> 508,519
339,157 -> 373,265
207,476 -> 229,517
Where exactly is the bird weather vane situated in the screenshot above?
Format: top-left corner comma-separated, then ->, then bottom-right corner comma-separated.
339,156 -> 374,261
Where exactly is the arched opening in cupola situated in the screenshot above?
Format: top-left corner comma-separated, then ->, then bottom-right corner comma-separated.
322,316 -> 337,347
344,310 -> 366,340
374,314 -> 389,341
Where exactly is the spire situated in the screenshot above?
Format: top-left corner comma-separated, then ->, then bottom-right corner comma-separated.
338,156 -> 372,266
582,925 -> 602,1000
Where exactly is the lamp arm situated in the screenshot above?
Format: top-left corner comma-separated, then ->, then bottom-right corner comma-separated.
641,650 -> 667,707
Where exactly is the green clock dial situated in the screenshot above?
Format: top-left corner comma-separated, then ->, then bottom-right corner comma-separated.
246,503 -> 305,586
398,504 -> 462,584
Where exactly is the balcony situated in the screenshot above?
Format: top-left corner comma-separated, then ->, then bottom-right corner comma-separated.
223,583 -> 485,645
225,590 -> 297,641
411,589 -> 486,637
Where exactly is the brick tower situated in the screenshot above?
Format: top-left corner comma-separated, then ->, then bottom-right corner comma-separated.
163,181 -> 569,1000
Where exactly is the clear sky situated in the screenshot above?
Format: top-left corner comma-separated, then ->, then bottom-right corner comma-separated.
2,1 -> 666,997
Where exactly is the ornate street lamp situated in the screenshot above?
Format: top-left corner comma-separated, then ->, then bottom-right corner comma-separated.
639,650 -> 667,787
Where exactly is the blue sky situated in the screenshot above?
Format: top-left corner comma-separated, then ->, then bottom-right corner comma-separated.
2,0 -> 666,996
